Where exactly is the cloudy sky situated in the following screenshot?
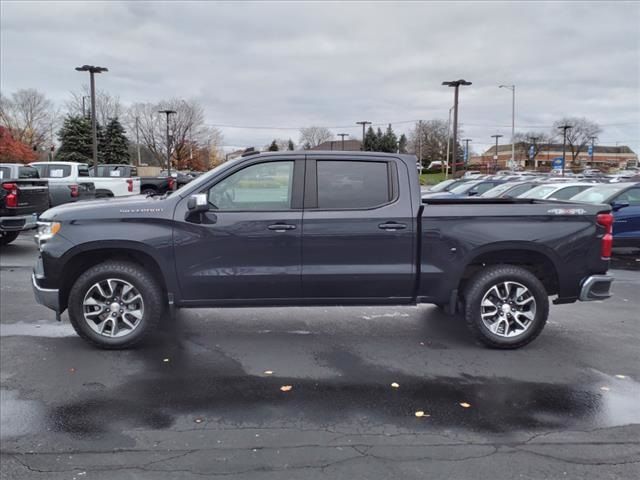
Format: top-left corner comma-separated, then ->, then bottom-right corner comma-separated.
2,1 -> 639,154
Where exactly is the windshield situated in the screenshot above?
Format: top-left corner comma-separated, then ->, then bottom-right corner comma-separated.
450,180 -> 480,194
520,185 -> 557,199
571,184 -> 629,203
429,179 -> 458,192
480,182 -> 516,197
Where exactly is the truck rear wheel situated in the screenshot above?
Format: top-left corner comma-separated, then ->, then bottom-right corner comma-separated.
68,261 -> 164,349
0,231 -> 20,246
463,265 -> 549,349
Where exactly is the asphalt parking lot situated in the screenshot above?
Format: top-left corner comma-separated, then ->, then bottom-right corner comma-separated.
1,232 -> 639,479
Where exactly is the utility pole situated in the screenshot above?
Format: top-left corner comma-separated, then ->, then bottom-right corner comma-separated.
75,65 -> 108,168
463,138 -> 472,170
491,134 -> 503,173
442,79 -> 472,176
337,133 -> 349,150
356,121 -> 371,150
135,116 -> 141,166
499,85 -> 516,169
558,124 -> 573,177
590,135 -> 596,165
445,106 -> 454,179
159,109 -> 177,185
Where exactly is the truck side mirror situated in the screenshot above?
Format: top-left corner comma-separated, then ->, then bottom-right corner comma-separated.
187,193 -> 209,213
611,201 -> 630,211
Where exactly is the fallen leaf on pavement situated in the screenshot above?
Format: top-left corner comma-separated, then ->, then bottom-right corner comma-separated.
163,358 -> 170,363
69,368 -> 76,373
264,370 -> 273,375
600,386 -> 610,391
414,410 -> 430,418
459,402 -> 471,408
615,375 -> 627,379
391,382 -> 400,388
194,418 -> 203,423
280,385 -> 293,392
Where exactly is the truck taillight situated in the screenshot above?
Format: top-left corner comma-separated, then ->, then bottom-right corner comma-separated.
127,178 -> 133,192
69,184 -> 79,198
2,182 -> 18,208
596,213 -> 613,260
168,177 -> 175,190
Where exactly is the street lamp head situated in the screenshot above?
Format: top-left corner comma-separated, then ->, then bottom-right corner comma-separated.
498,84 -> 515,90
75,65 -> 108,73
442,79 -> 472,87
491,134 -> 503,138
158,109 -> 177,115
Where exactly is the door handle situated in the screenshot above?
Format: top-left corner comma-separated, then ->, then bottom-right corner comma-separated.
378,222 -> 407,231
268,223 -> 296,231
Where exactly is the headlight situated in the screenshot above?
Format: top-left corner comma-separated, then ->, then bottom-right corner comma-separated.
35,221 -> 61,248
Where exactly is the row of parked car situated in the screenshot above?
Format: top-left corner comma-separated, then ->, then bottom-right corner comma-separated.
0,161 -> 198,245
422,171 -> 640,248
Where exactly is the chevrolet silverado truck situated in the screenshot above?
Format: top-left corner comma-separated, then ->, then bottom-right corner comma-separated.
30,162 -> 96,206
32,151 -> 614,349
88,164 -> 141,198
0,163 -> 49,245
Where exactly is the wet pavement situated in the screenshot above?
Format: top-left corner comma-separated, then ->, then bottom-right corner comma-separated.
1,233 -> 639,479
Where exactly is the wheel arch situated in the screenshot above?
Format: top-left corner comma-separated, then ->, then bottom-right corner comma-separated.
457,243 -> 561,298
59,243 -> 169,312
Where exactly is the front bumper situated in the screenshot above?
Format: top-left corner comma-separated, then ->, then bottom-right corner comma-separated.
579,274 -> 613,302
0,213 -> 38,232
32,273 -> 60,313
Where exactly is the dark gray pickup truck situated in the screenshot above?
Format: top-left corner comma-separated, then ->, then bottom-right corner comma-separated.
32,151 -> 613,349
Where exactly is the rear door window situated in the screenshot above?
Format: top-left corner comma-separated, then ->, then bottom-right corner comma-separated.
41,164 -> 71,178
18,166 -> 39,179
78,165 -> 91,177
316,161 -> 392,209
614,187 -> 640,205
0,167 -> 11,179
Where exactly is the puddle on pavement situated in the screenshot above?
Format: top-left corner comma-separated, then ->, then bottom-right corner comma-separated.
0,389 -> 46,438
39,346 -> 640,439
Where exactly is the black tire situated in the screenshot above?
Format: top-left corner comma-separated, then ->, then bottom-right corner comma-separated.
0,231 -> 20,246
463,265 -> 549,349
68,261 -> 165,349
142,188 -> 157,196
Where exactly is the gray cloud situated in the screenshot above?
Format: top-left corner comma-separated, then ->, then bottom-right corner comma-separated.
1,1 -> 638,152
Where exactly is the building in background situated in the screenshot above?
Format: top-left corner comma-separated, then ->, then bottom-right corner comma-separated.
470,143 -> 637,172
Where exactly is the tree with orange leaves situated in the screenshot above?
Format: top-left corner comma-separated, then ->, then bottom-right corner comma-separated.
0,126 -> 37,163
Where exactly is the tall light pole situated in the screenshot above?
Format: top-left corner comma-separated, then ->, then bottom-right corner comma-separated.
444,106 -> 454,178
356,121 -> 371,150
442,79 -> 472,176
159,109 -> 177,183
499,84 -> 515,169
75,65 -> 108,168
491,134 -> 503,173
558,124 -> 572,177
590,135 -> 597,166
82,95 -> 90,118
463,138 -> 472,170
337,133 -> 349,150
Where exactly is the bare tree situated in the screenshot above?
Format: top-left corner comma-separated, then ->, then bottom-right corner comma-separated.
408,120 -> 450,166
0,88 -> 56,149
552,117 -> 601,163
124,99 -> 222,169
299,126 -> 332,149
513,131 -> 552,164
66,87 -> 123,126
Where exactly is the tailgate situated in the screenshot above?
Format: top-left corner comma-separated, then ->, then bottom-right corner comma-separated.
1,179 -> 50,216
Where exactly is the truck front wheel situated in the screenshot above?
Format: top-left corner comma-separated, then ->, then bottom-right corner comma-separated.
68,261 -> 164,349
463,265 -> 549,349
0,231 -> 20,246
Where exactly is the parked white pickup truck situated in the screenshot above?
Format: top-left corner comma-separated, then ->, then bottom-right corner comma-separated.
30,162 -> 96,206
89,164 -> 141,198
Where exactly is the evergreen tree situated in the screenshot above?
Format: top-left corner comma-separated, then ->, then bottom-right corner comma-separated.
101,118 -> 130,164
287,139 -> 295,151
398,134 -> 408,154
375,127 -> 384,151
380,124 -> 398,153
56,115 -> 92,163
364,125 -> 378,151
268,139 -> 279,151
